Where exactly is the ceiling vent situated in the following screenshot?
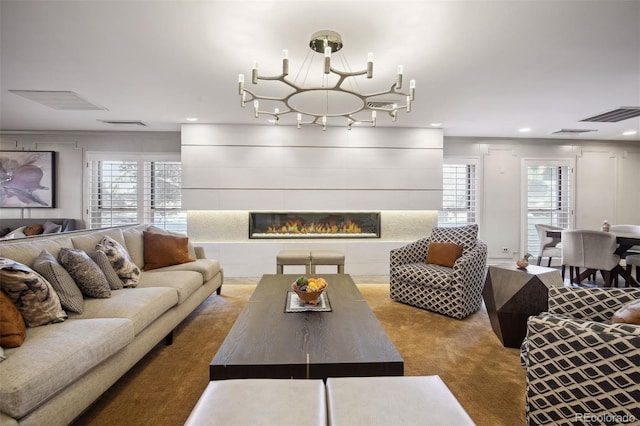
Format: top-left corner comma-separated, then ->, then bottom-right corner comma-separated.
98,120 -> 147,127
580,107 -> 640,123
9,90 -> 106,110
552,129 -> 598,135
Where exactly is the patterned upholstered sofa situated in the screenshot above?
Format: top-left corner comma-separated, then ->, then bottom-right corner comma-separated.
389,224 -> 488,319
521,287 -> 640,425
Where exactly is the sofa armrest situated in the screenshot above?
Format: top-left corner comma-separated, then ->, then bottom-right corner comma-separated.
390,238 -> 431,269
194,246 -> 206,259
547,287 -> 640,322
451,239 -> 487,289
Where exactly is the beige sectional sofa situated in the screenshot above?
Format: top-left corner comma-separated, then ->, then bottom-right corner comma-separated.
0,224 -> 223,426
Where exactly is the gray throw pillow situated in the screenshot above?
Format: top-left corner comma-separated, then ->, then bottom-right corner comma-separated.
32,250 -> 84,313
87,251 -> 123,290
0,257 -> 67,327
95,236 -> 140,287
58,248 -> 111,298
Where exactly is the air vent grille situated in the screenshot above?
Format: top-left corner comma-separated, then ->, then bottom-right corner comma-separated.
9,90 -> 106,110
580,107 -> 640,123
552,129 -> 598,135
98,120 -> 147,127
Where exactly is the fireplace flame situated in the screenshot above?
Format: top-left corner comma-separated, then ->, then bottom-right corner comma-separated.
267,218 -> 362,235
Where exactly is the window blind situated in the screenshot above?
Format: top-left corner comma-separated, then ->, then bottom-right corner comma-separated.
526,164 -> 572,255
88,159 -> 186,233
438,163 -> 477,227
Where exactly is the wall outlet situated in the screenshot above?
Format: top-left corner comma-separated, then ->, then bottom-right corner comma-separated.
501,247 -> 509,253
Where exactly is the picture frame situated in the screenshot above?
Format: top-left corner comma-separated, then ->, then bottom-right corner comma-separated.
0,151 -> 56,208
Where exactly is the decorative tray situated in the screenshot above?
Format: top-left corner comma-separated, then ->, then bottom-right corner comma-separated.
285,291 -> 332,312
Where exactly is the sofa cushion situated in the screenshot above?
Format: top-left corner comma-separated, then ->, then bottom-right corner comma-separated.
70,227 -> 126,253
0,258 -> 67,327
95,236 -> 141,287
431,224 -> 479,253
0,235 -> 74,266
392,263 -> 455,291
68,287 -> 178,335
0,290 -> 26,348
0,318 -> 134,419
426,242 -> 463,268
150,258 -> 221,283
42,220 -> 62,234
138,270 -> 203,304
58,248 -> 111,299
87,250 -> 124,290
32,250 -> 85,313
121,225 -> 148,268
143,231 -> 195,271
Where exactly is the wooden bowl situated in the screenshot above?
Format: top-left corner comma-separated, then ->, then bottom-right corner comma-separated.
291,283 -> 325,305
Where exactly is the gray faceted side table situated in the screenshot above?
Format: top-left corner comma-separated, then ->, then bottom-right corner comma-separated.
482,264 -> 564,348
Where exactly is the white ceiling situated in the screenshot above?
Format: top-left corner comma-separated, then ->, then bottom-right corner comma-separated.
1,0 -> 639,141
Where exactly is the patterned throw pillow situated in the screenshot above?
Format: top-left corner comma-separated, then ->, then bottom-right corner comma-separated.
32,250 -> 85,313
0,289 -> 26,348
95,236 -> 140,287
431,224 -> 479,253
87,251 -> 123,290
58,248 -> 111,298
0,257 -> 67,327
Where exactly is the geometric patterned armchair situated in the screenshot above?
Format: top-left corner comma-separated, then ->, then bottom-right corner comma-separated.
389,224 -> 488,319
521,287 -> 640,425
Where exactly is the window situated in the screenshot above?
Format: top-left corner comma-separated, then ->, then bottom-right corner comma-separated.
524,161 -> 573,255
438,161 -> 477,227
87,154 -> 186,233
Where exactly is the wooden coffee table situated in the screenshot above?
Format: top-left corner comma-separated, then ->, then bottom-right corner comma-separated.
210,274 -> 403,380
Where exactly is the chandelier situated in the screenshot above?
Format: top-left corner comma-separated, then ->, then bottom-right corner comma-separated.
238,30 -> 416,130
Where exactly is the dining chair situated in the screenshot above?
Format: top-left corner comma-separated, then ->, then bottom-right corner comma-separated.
625,254 -> 640,287
534,224 -> 563,267
561,230 -> 620,287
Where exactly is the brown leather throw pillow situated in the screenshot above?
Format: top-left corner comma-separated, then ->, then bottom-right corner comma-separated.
426,242 -> 464,268
0,290 -> 27,348
611,299 -> 640,325
143,231 -> 195,271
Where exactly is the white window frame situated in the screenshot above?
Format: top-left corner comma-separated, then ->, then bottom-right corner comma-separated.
521,158 -> 575,257
439,158 -> 480,227
84,152 -> 186,233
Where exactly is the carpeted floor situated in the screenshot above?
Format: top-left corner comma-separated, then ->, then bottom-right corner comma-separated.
72,283 -> 526,426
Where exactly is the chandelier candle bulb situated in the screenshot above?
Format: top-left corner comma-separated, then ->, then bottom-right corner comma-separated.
282,49 -> 289,75
410,80 -> 416,99
396,65 -> 404,89
297,113 -> 302,129
253,100 -> 259,118
238,74 -> 244,95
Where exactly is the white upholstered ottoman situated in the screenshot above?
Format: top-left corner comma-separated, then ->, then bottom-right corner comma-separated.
185,379 -> 326,426
326,376 -> 475,426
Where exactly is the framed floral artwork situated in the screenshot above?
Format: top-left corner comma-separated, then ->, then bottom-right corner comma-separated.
0,151 -> 56,208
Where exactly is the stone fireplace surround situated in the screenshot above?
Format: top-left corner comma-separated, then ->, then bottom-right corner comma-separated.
188,210 -> 438,277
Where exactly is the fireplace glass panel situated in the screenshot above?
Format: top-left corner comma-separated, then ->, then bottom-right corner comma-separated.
250,212 -> 380,239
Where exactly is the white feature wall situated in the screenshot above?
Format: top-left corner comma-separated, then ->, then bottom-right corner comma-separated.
181,124 -> 445,277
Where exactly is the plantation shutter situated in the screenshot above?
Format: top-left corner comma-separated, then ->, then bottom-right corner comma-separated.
525,162 -> 573,255
438,162 -> 477,227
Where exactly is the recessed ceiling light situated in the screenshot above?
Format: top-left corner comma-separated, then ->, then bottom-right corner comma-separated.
430,123 -> 442,127
622,130 -> 637,136
519,127 -> 531,133
185,117 -> 198,122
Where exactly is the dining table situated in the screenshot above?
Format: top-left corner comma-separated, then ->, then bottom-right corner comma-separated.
546,229 -> 640,287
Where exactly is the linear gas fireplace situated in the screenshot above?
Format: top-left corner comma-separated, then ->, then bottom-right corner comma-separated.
249,212 -> 381,239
